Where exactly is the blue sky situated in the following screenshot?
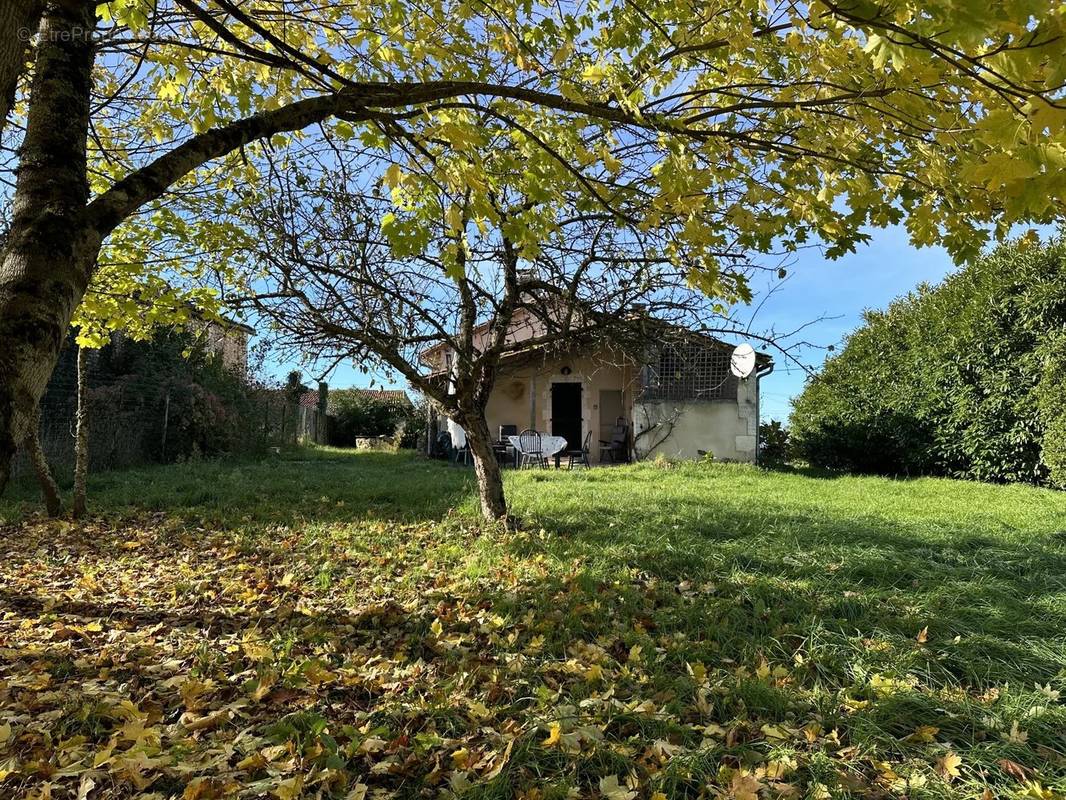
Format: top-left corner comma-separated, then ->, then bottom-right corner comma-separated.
748,225 -> 958,421
264,224 -> 962,423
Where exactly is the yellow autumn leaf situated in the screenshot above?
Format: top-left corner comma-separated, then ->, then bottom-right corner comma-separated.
273,775 -> 304,800
446,204 -> 464,232
936,751 -> 963,781
383,163 -> 403,189
1002,721 -> 1028,744
730,772 -> 766,800
598,774 -> 636,800
543,722 -> 562,746
760,723 -> 790,740
582,62 -> 609,82
907,724 -> 939,743
452,747 -> 473,769
468,700 -> 491,719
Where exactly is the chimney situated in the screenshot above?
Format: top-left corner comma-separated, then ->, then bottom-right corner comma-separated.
515,268 -> 538,303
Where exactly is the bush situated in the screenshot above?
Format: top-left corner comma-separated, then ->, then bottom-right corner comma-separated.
329,390 -> 420,447
791,236 -> 1066,484
96,329 -> 257,462
758,420 -> 791,466
1037,336 -> 1066,488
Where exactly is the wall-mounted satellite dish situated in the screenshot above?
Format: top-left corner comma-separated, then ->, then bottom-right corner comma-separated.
730,343 -> 756,378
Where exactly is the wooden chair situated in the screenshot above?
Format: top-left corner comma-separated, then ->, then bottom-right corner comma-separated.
566,430 -> 592,470
599,417 -> 629,463
517,429 -> 548,468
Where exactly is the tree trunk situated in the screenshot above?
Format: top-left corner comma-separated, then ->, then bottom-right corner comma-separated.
0,1 -> 98,497
72,345 -> 88,518
463,412 -> 508,521
0,0 -> 42,137
23,406 -> 61,517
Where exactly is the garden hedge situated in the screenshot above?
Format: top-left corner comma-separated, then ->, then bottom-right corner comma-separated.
790,236 -> 1066,486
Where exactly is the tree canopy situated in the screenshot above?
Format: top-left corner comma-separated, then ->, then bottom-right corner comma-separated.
13,0 -> 1066,295
1,0 -> 1065,491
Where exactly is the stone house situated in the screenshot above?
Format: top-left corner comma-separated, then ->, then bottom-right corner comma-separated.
420,309 -> 773,464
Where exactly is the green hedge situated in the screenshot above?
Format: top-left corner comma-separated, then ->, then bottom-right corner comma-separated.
1037,333 -> 1066,487
329,390 -> 422,448
790,236 -> 1066,486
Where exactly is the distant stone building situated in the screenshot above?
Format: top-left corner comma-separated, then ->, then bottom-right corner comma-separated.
190,315 -> 255,377
300,387 -> 411,414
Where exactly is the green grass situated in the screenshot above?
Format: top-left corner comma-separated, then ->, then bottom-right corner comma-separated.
1,449 -> 1064,799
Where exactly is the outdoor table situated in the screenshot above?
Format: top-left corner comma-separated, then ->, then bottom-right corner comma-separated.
508,434 -> 569,468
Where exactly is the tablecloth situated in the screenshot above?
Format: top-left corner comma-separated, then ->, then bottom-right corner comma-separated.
508,434 -> 569,459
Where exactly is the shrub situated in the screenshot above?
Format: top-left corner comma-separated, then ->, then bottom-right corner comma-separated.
758,420 -> 792,466
329,390 -> 420,447
791,236 -> 1066,484
96,329 -> 258,462
1037,337 -> 1066,488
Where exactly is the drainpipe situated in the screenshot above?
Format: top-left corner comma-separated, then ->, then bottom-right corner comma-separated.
754,360 -> 774,466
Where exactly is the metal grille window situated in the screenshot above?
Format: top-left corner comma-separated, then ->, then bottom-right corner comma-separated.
640,341 -> 739,402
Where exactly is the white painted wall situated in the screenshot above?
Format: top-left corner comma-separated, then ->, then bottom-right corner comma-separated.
633,377 -> 759,462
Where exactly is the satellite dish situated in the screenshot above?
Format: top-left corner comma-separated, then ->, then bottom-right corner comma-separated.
730,343 -> 756,378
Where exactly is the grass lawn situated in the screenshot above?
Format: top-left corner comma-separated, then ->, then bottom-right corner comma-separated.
1,449 -> 1064,799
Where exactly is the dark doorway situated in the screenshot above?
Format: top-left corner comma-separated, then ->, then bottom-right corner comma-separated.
551,383 -> 582,451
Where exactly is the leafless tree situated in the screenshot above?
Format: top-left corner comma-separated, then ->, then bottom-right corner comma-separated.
234,162 -> 796,520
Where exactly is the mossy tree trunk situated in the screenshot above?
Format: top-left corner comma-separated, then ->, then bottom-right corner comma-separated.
0,1 -> 97,496
463,410 -> 507,521
0,0 -> 42,137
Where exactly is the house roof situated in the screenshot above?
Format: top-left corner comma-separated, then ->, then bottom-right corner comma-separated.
187,305 -> 256,336
343,388 -> 413,406
420,310 -> 772,375
216,314 -> 256,336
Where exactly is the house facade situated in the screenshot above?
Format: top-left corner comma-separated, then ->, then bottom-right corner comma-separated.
422,310 -> 772,464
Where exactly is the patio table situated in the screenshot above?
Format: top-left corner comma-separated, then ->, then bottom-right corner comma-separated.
508,434 -> 569,468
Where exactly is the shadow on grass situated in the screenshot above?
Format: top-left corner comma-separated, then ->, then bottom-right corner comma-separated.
1,449 -> 476,527
506,474 -> 1066,689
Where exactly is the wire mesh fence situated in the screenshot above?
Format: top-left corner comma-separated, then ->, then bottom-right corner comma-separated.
10,347 -> 327,483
